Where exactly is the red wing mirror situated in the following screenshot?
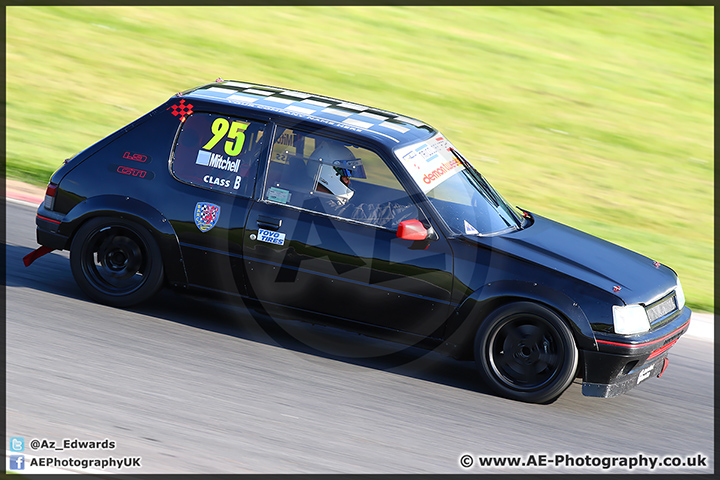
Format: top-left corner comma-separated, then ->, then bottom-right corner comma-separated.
396,219 -> 428,241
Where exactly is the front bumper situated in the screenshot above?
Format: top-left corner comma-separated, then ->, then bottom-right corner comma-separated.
582,350 -> 671,397
581,306 -> 691,397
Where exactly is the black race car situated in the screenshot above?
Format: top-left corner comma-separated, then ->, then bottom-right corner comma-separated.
24,79 -> 691,403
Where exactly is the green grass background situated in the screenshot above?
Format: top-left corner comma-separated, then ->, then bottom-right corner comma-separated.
6,6 -> 713,312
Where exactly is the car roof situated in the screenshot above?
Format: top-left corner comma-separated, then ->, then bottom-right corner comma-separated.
181,80 -> 437,148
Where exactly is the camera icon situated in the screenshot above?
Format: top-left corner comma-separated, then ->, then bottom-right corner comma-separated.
9,437 -> 24,452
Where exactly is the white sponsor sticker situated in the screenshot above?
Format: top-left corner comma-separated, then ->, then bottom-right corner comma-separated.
224,81 -> 254,88
342,118 -> 373,129
394,134 -> 465,194
337,102 -> 367,111
285,105 -> 315,115
195,151 -> 241,172
281,90 -> 312,99
245,88 -> 275,96
464,220 -> 479,235
637,365 -> 654,384
321,107 -> 353,118
205,87 -> 237,94
359,111 -> 388,121
265,96 -> 295,105
226,93 -> 260,105
301,99 -> 331,108
258,228 -> 286,246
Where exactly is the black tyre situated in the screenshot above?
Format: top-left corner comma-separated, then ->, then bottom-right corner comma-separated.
70,217 -> 164,307
474,302 -> 578,403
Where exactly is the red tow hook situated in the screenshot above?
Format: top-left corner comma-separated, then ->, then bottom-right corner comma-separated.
657,357 -> 670,378
23,246 -> 54,267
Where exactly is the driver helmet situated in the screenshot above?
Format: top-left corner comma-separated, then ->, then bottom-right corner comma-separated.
309,141 -> 366,205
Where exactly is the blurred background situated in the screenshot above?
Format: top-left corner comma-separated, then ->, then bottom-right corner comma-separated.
6,6 -> 713,313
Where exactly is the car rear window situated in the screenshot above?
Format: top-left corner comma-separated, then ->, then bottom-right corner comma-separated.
171,113 -> 266,197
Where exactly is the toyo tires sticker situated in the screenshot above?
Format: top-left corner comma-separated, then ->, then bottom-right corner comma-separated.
257,228 -> 285,245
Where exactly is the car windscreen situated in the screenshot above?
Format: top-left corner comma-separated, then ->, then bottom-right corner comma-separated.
394,133 -> 523,236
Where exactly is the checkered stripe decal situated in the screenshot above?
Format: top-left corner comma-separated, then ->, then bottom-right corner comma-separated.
186,82 -> 433,143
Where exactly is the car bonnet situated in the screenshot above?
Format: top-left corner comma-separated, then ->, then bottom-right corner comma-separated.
467,214 -> 678,306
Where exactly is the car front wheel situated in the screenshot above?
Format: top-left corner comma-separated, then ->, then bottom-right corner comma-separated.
70,217 -> 164,307
474,301 -> 578,403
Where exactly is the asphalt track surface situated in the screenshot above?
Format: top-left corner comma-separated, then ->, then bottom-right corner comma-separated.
5,198 -> 714,474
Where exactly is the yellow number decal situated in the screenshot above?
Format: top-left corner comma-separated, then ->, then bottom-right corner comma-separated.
225,121 -> 248,156
203,118 -> 249,157
203,118 -> 230,150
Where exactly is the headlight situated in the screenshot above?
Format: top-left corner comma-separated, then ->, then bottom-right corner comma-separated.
612,304 -> 650,334
675,277 -> 685,310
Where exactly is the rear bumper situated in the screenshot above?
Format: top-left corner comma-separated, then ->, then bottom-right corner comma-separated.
581,307 -> 691,398
36,207 -> 70,250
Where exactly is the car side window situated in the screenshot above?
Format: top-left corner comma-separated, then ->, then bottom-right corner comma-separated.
172,113 -> 266,197
263,128 -> 418,229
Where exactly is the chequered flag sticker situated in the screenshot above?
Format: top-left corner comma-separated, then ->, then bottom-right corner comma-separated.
168,99 -> 194,121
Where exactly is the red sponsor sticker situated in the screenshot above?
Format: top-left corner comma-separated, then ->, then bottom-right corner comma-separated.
117,166 -> 147,178
109,164 -> 154,180
123,151 -> 149,163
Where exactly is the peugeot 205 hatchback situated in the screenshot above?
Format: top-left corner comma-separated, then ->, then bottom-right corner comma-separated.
25,79 -> 691,403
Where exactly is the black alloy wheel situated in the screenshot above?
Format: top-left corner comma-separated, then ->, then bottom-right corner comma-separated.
474,301 -> 578,403
70,217 -> 164,307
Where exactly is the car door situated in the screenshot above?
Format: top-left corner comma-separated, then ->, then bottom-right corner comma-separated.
242,126 -> 455,338
167,111 -> 269,295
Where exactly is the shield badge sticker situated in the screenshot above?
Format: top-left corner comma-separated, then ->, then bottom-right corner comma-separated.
194,202 -> 220,232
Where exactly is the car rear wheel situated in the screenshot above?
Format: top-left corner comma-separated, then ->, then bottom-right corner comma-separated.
70,217 -> 164,307
474,302 -> 578,403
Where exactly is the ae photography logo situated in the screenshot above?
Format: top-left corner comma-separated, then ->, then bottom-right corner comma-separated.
8,435 -> 142,472
458,452 -> 709,471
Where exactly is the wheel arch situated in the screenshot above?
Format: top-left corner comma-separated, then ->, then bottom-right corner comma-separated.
58,195 -> 188,287
441,280 -> 598,360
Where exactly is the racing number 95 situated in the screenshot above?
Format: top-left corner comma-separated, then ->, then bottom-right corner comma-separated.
203,118 -> 249,156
